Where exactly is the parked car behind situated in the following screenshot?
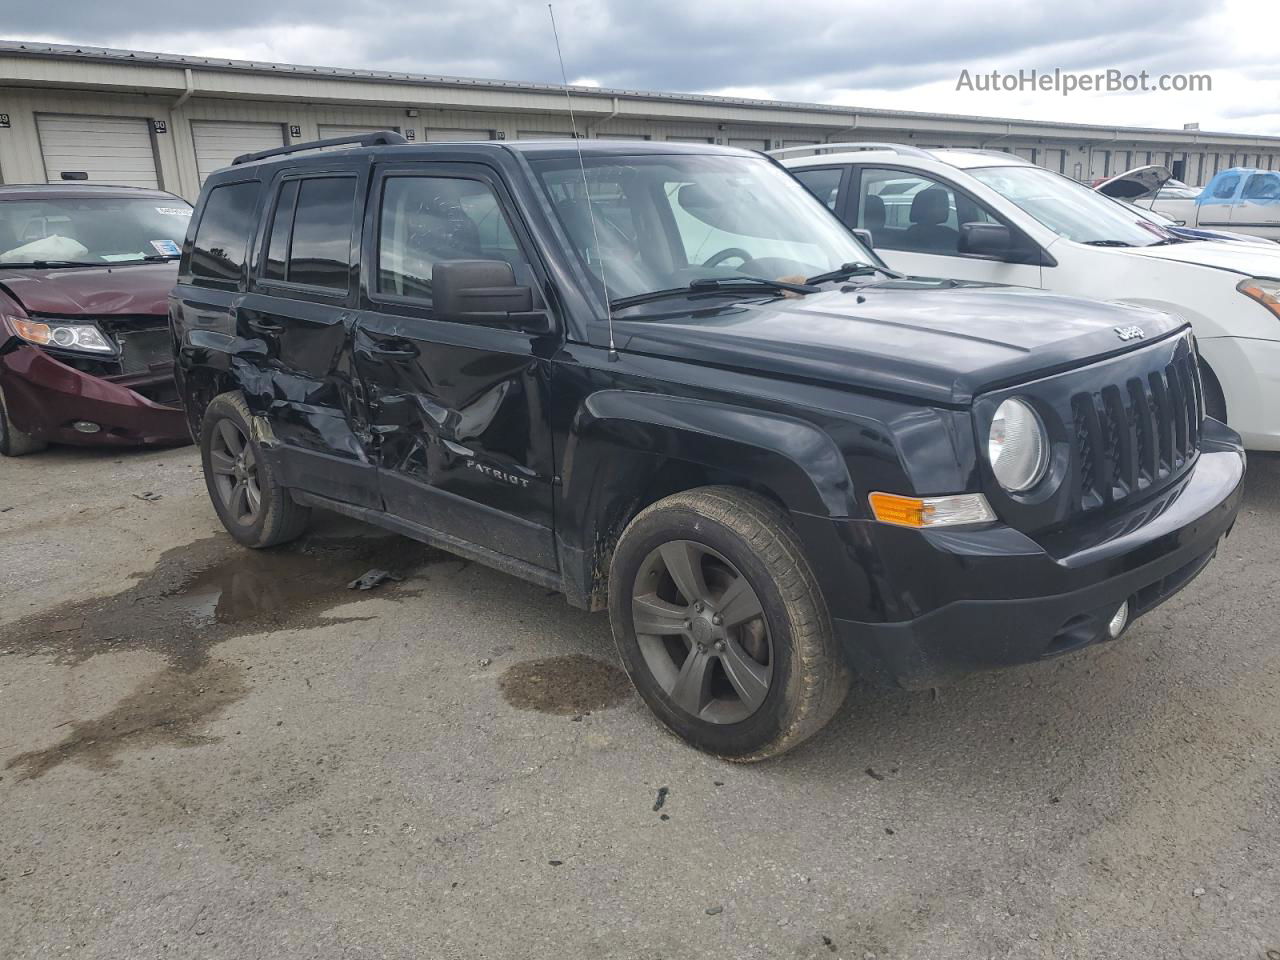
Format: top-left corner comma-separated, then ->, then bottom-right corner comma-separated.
172,135 -> 1243,760
1094,166 -> 1278,245
780,144 -> 1280,451
0,184 -> 192,456
1096,164 -> 1280,243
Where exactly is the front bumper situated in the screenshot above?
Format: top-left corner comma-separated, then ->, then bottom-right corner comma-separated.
827,426 -> 1246,689
0,344 -> 190,448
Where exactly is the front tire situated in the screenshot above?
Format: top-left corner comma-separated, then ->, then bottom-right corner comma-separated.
0,385 -> 46,457
609,486 -> 850,761
200,391 -> 311,548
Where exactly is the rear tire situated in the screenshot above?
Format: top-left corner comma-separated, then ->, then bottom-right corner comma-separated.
0,386 -> 47,457
608,486 -> 850,761
200,391 -> 311,548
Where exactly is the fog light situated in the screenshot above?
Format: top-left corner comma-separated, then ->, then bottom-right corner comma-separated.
1107,601 -> 1129,639
71,420 -> 101,434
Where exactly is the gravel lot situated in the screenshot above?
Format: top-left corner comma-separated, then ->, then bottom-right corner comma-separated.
1,444 -> 1277,960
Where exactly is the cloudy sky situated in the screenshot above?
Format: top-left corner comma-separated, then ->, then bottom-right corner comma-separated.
5,0 -> 1277,134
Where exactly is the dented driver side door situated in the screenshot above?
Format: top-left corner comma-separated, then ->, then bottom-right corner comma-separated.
350,161 -> 559,570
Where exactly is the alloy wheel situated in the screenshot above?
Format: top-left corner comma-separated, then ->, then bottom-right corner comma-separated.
208,418 -> 262,526
631,540 -> 773,724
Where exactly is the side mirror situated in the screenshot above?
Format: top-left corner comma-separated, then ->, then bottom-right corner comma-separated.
432,260 -> 550,332
959,222 -> 1013,258
851,228 -> 875,248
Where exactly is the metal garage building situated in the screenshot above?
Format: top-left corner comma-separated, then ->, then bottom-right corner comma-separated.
2,40 -> 1278,202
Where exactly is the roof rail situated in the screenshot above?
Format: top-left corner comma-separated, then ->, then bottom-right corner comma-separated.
232,130 -> 408,165
766,141 -> 933,160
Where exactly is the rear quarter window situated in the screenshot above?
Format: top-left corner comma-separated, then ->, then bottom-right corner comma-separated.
189,181 -> 260,286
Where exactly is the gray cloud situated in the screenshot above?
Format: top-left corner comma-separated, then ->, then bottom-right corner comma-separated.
4,0 -> 1219,94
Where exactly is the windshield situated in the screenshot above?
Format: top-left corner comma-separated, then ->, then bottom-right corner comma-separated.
0,196 -> 192,265
968,165 -> 1164,247
531,153 -> 872,305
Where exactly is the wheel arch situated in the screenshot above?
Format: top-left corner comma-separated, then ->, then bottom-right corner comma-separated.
176,330 -> 265,438
557,390 -> 855,611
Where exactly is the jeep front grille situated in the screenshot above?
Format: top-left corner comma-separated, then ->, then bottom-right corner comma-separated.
1070,345 -> 1202,512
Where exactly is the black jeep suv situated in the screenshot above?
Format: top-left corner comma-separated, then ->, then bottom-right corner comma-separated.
171,133 -> 1245,760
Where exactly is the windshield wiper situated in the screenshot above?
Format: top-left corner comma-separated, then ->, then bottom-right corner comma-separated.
0,259 -> 103,268
805,261 -> 904,284
142,254 -> 181,261
610,275 -> 819,310
1082,240 -> 1134,247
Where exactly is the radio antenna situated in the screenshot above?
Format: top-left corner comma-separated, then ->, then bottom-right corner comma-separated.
548,3 -> 618,361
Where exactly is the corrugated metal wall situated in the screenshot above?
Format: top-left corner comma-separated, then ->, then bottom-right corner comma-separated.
2,84 -> 1277,200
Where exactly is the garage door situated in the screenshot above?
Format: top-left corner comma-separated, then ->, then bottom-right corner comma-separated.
191,121 -> 284,184
37,115 -> 159,188
728,138 -> 768,151
317,124 -> 399,141
518,131 -> 575,140
426,128 -> 491,142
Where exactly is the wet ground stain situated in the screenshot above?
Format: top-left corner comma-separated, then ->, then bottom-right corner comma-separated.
3,525 -> 451,780
498,654 -> 633,716
5,661 -> 247,781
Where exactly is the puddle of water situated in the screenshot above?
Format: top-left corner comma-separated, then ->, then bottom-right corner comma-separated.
499,654 -> 633,716
2,525 -> 453,779
2,530 -> 448,671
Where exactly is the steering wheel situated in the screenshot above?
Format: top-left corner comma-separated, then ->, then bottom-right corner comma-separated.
702,247 -> 752,268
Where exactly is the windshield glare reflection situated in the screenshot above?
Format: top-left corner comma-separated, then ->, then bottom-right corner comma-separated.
533,153 -> 872,304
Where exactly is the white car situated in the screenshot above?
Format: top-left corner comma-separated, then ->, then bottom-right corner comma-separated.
777,144 -> 1280,451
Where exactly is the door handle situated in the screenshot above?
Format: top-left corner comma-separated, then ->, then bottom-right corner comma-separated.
362,343 -> 419,360
247,317 -> 284,334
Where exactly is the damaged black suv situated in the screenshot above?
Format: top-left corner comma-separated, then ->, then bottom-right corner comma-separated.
171,133 -> 1245,760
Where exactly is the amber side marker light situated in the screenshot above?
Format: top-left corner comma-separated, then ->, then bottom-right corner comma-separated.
869,491 -> 996,529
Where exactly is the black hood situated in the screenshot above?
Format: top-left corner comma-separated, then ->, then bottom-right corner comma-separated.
613,280 -> 1185,406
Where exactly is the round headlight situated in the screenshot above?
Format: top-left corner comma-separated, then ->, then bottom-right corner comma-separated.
988,398 -> 1049,493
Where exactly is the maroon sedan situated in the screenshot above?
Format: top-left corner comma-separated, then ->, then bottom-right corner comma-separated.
0,184 -> 193,455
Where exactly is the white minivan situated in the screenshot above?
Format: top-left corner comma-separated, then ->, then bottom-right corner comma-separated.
778,144 -> 1280,451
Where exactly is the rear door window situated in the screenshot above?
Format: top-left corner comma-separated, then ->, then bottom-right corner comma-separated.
856,167 -> 997,255
286,177 -> 357,290
262,179 -> 299,281
1242,173 -> 1280,201
189,181 -> 259,286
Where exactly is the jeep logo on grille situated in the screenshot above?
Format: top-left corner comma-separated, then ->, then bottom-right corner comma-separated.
1114,325 -> 1145,341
